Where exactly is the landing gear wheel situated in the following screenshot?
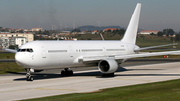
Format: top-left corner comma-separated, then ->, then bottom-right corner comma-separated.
30,76 -> 33,81
26,76 -> 33,81
61,70 -> 66,76
26,68 -> 33,81
68,70 -> 73,76
109,73 -> 114,77
101,73 -> 114,77
61,68 -> 73,76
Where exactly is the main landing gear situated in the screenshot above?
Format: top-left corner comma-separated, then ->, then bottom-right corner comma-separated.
61,68 -> 73,76
26,68 -> 34,81
101,73 -> 114,77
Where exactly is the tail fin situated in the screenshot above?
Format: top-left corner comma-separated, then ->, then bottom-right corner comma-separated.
121,3 -> 141,44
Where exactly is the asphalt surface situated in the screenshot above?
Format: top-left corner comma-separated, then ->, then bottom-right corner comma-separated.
0,59 -> 15,62
0,61 -> 180,101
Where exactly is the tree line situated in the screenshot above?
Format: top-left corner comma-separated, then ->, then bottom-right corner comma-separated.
157,28 -> 180,41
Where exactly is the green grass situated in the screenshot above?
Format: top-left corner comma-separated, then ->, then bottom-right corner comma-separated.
136,35 -> 173,47
0,62 -> 24,74
0,53 -> 15,59
74,34 -> 180,48
21,79 -> 180,101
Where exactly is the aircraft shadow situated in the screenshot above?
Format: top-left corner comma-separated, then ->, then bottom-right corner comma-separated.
12,67 -> 179,81
116,74 -> 180,76
12,67 -> 127,81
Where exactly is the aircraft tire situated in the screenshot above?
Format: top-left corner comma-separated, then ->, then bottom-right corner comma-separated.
61,69 -> 73,76
68,70 -> 73,76
26,76 -> 33,81
30,76 -> 33,81
101,73 -> 114,77
61,70 -> 66,76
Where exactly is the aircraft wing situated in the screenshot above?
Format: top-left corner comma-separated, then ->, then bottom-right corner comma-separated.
115,50 -> 180,59
134,43 -> 177,51
82,50 -> 180,62
4,49 -> 17,53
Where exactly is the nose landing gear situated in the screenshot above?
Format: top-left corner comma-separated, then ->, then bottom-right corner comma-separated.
61,68 -> 73,76
26,68 -> 34,81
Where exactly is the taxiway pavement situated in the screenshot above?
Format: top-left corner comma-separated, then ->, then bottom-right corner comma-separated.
0,62 -> 180,101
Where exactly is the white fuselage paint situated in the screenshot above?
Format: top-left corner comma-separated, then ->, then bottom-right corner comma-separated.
15,40 -> 137,70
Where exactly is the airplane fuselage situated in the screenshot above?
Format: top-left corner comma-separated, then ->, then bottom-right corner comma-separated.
15,40 -> 137,70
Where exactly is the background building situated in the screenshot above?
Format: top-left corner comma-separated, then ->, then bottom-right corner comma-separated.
0,37 -> 9,50
103,28 -> 117,32
0,33 -> 34,42
139,30 -> 158,34
32,28 -> 42,32
0,33 -> 34,50
14,37 -> 26,47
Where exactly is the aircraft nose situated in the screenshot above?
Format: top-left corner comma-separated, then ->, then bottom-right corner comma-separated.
15,53 -> 21,62
15,53 -> 26,66
15,53 -> 31,68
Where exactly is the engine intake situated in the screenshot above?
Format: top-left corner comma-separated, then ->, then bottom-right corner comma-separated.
98,59 -> 118,74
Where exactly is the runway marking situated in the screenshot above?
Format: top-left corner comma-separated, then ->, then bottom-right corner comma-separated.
115,78 -> 151,82
0,88 -> 31,93
0,87 -> 76,93
36,88 -> 77,91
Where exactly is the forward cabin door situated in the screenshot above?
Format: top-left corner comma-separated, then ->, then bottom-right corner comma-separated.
41,46 -> 46,58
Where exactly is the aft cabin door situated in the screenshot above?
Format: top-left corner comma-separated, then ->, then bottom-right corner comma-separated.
41,46 -> 46,58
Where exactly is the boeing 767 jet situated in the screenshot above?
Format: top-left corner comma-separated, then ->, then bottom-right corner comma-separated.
5,3 -> 180,81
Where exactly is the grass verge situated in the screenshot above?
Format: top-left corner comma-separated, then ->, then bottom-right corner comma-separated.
0,53 -> 15,59
21,79 -> 180,101
0,62 -> 24,74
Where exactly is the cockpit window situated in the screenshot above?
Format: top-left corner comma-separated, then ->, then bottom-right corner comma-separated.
21,49 -> 26,52
17,48 -> 34,53
30,49 -> 33,52
27,49 -> 30,52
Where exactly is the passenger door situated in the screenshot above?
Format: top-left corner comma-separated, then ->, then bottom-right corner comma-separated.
41,46 -> 46,58
69,46 -> 73,57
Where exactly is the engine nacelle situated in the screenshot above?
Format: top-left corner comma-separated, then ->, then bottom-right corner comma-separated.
98,59 -> 118,74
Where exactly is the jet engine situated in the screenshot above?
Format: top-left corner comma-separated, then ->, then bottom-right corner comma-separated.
98,59 -> 118,74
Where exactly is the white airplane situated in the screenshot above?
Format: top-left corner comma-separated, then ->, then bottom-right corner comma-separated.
5,3 -> 180,81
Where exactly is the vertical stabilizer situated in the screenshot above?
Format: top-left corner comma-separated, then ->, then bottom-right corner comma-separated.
121,3 -> 141,44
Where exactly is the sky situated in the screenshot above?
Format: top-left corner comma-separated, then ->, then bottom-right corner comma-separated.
0,0 -> 180,31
